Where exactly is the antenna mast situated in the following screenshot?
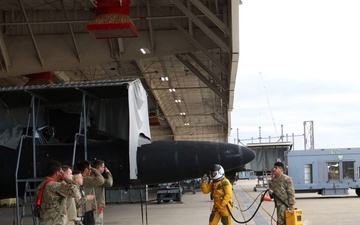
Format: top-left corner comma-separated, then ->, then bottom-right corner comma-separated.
303,121 -> 315,149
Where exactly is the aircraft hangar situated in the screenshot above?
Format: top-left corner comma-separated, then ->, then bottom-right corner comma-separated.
0,0 -> 240,143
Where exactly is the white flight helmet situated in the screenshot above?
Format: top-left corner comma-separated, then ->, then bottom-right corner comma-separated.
210,164 -> 225,181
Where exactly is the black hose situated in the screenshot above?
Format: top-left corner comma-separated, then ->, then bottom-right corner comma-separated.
227,189 -> 270,224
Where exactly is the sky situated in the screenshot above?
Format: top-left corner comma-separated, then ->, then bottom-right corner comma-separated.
229,0 -> 360,149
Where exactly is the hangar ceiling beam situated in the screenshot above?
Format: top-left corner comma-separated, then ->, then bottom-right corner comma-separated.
118,39 -> 124,53
187,52 -> 228,91
108,38 -> 124,62
171,0 -> 230,53
174,125 -> 225,139
19,0 -> 44,68
150,86 -> 209,91
74,69 -> 90,81
159,56 -> 184,115
0,20 -> 89,26
211,112 -> 227,127
203,97 -> 227,127
189,0 -> 231,36
152,1 -> 228,74
146,0 -> 155,48
61,0 -> 81,62
175,54 -> 227,104
187,0 -> 194,36
171,21 -> 227,74
165,113 -> 214,118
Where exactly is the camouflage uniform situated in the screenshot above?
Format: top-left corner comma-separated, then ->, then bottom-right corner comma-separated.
76,187 -> 87,223
65,179 -> 87,225
93,171 -> 113,225
83,169 -> 105,224
201,177 -> 233,225
36,178 -> 78,225
269,173 -> 296,225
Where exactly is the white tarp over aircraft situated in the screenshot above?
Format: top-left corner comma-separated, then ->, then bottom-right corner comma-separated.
128,79 -> 151,179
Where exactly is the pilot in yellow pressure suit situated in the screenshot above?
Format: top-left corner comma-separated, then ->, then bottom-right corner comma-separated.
201,164 -> 233,225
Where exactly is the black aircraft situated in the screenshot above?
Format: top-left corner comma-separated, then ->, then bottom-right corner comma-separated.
136,140 -> 255,185
0,79 -> 255,199
0,139 -> 255,199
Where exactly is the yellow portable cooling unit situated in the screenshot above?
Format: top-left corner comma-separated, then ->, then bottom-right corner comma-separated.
285,209 -> 303,225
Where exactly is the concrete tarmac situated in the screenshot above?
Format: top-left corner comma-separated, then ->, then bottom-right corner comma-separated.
1,179 -> 360,225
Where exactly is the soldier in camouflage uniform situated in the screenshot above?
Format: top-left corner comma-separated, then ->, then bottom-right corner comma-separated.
62,166 -> 95,225
73,170 -> 95,225
77,160 -> 105,225
92,159 -> 113,225
62,165 -> 80,225
269,162 -> 296,225
36,161 -> 79,225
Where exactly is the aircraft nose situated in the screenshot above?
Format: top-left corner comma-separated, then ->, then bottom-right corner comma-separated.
240,145 -> 256,164
220,143 -> 256,170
